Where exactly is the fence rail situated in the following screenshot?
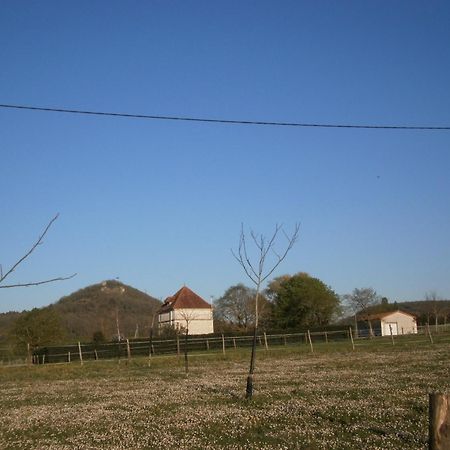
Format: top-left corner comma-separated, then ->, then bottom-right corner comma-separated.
0,324 -> 445,366
21,325 -> 444,365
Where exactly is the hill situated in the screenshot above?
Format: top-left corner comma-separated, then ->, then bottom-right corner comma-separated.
1,280 -> 161,343
53,280 -> 161,341
0,311 -> 21,342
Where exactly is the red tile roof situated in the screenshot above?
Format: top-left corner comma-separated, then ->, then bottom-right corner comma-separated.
158,286 -> 212,313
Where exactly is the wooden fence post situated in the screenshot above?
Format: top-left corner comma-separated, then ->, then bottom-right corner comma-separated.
264,332 -> 269,350
177,335 -> 180,356
307,330 -> 314,354
429,393 -> 450,449
233,338 -> 236,349
389,324 -> 395,346
148,336 -> 153,360
324,331 -> 328,344
78,342 -> 83,366
349,327 -> 355,351
126,339 -> 131,362
27,343 -> 31,366
427,324 -> 434,344
94,349 -> 98,360
206,339 -> 209,351
222,334 -> 226,355
283,335 -> 287,346
68,351 -> 71,363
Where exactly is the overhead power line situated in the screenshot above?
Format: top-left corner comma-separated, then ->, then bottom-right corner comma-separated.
0,103 -> 449,131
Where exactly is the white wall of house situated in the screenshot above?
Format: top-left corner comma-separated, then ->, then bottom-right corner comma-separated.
174,308 -> 214,335
380,312 -> 417,336
158,308 -> 214,335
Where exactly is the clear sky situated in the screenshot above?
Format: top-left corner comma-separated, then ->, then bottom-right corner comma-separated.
1,1 -> 449,312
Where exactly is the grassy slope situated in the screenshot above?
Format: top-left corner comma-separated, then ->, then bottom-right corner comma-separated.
0,335 -> 449,449
0,280 -> 161,343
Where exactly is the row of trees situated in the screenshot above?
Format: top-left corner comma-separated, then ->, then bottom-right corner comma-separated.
215,280 -> 449,333
214,272 -> 341,332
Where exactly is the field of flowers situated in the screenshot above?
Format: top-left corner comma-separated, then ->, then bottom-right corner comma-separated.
0,337 -> 449,449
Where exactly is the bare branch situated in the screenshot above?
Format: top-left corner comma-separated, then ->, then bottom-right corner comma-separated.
0,273 -> 77,289
0,214 -> 59,284
232,223 -> 300,286
250,230 -> 264,252
260,223 -> 300,283
263,224 -> 282,260
231,248 -> 258,285
0,214 -> 77,289
241,227 -> 259,280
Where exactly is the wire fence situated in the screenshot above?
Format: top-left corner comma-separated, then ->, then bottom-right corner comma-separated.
0,324 -> 447,366
31,330 -> 349,364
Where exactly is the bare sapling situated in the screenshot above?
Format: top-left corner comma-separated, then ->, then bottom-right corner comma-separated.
148,313 -> 156,367
184,327 -> 189,375
232,223 -> 299,399
178,310 -> 196,376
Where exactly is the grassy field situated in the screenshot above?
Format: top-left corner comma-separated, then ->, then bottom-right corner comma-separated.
0,335 -> 449,449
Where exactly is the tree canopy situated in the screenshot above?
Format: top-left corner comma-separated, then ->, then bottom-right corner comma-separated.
269,273 -> 340,329
343,287 -> 380,315
11,307 -> 66,349
214,283 -> 271,331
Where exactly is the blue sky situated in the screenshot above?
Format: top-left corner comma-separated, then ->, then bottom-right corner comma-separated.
1,1 -> 449,312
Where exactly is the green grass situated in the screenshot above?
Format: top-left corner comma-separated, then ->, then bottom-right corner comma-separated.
0,335 -> 449,449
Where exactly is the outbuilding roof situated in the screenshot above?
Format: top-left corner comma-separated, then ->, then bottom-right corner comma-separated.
360,309 -> 416,321
158,286 -> 212,313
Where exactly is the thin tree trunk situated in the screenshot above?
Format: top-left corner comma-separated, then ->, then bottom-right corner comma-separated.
246,324 -> 258,399
184,328 -> 189,375
246,288 -> 260,399
148,315 -> 155,367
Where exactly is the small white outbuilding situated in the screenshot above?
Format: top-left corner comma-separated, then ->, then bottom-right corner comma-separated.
362,310 -> 418,336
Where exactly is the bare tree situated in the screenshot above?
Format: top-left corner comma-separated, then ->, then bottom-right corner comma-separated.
176,309 -> 197,376
0,214 -> 76,289
232,223 -> 299,399
343,287 -> 380,337
214,284 -> 270,330
425,291 -> 442,332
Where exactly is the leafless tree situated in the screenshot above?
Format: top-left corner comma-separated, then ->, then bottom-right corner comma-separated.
0,214 -> 76,289
177,309 -> 198,376
343,287 -> 380,337
425,291 -> 442,332
232,223 -> 299,399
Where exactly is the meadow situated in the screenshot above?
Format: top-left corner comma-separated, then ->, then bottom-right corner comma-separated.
0,335 -> 449,449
